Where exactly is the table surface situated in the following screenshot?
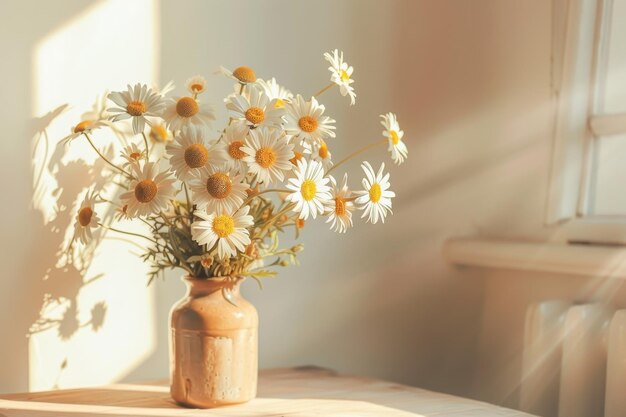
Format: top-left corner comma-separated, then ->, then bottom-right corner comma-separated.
0,367 -> 535,416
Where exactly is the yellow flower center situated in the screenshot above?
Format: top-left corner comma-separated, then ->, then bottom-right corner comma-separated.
206,173 -> 232,199
150,124 -> 168,143
334,197 -> 346,216
73,120 -> 93,133
300,179 -> 317,201
126,101 -> 146,116
290,151 -> 304,165
78,207 -> 93,227
390,130 -> 399,145
232,66 -> 257,83
340,69 -> 350,82
135,179 -> 158,203
190,83 -> 204,92
184,143 -> 209,168
274,98 -> 285,108
212,215 -> 235,238
298,116 -> 318,133
255,147 -> 276,168
369,183 -> 382,203
245,107 -> 265,125
129,151 -> 142,160
318,141 -> 329,159
228,140 -> 246,160
176,97 -> 199,118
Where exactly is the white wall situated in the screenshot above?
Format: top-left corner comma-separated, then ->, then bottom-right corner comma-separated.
0,0 -> 600,411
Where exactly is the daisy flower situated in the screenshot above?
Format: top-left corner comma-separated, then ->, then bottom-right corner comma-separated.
149,123 -> 170,144
120,162 -> 176,218
285,159 -> 332,220
355,162 -> 395,224
217,66 -> 258,84
304,139 -> 333,171
163,96 -> 216,132
241,127 -> 294,186
325,174 -> 354,233
120,143 -> 146,167
257,77 -> 293,108
166,127 -> 222,181
62,119 -> 106,144
324,49 -> 356,105
107,83 -> 166,134
289,139 -> 308,166
188,166 -> 249,214
225,86 -> 285,129
285,95 -> 336,147
73,190 -> 100,245
381,112 -> 407,165
191,206 -> 254,259
186,75 -> 207,95
115,204 -> 130,221
216,122 -> 249,173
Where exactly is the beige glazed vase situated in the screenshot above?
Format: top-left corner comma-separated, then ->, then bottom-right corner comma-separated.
169,276 -> 258,408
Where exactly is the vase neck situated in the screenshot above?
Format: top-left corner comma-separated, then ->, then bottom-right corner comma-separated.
184,276 -> 242,297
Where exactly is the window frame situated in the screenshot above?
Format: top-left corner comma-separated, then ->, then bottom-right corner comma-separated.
546,0 -> 626,244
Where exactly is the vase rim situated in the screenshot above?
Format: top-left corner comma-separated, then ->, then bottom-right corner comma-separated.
182,275 -> 243,282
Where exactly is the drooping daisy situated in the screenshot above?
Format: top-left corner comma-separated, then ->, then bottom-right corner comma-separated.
256,78 -> 293,108
149,123 -> 170,144
325,174 -> 354,233
62,119 -> 106,144
217,66 -> 258,84
304,139 -> 333,171
285,95 -> 336,147
191,206 -> 254,259
120,162 -> 176,218
225,86 -> 284,129
324,49 -> 356,105
355,162 -> 395,224
241,127 -> 294,186
73,190 -> 100,245
285,159 -> 332,220
288,139 -> 307,166
166,127 -> 222,181
120,143 -> 146,167
381,112 -> 407,165
163,96 -> 216,132
215,122 -> 250,173
107,83 -> 166,134
115,204 -> 130,221
188,166 -> 249,214
186,75 -> 207,95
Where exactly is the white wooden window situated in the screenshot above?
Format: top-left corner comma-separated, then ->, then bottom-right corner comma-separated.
548,0 -> 626,243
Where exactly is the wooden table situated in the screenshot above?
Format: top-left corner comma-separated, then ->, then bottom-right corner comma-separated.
0,367 -> 535,416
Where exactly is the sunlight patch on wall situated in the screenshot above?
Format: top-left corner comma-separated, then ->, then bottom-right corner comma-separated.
29,0 -> 160,391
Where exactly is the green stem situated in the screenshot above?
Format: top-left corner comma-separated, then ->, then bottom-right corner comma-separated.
182,182 -> 193,221
98,223 -> 158,245
255,202 -> 295,240
313,82 -> 335,98
141,132 -> 150,158
237,188 -> 290,212
327,139 -> 387,175
83,133 -> 133,179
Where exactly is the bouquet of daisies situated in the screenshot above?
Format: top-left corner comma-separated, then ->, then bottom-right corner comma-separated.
66,49 -> 408,283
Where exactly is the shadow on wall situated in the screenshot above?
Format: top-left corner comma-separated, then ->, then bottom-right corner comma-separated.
1,0 -> 159,393
1,1 -> 107,393
26,104 -> 114,388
